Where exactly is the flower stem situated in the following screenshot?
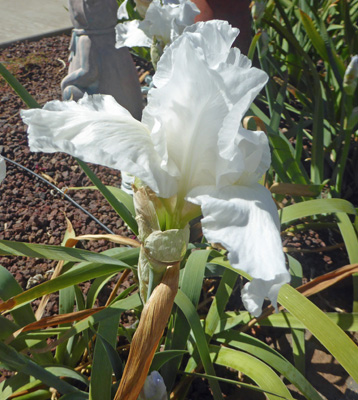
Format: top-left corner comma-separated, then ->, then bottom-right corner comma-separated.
114,262 -> 180,400
147,267 -> 165,302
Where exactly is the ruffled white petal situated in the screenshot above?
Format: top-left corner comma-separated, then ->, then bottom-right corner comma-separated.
142,35 -> 230,194
182,20 -> 239,69
155,20 -> 267,104
155,22 -> 268,166
216,126 -> 271,188
144,20 -> 269,197
241,276 -> 289,318
187,184 -> 290,317
115,20 -> 152,49
154,20 -> 239,88
0,156 -> 6,184
140,0 -> 199,45
170,0 -> 200,40
21,94 -> 176,196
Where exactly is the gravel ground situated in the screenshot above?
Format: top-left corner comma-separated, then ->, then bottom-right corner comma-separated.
0,34 -> 141,290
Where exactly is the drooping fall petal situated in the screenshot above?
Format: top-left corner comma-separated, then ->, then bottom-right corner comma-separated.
21,94 -> 176,196
187,183 -> 290,317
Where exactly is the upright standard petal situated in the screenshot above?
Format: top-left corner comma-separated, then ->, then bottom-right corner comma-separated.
143,34 -> 231,195
187,184 -> 290,317
0,156 -> 6,184
115,20 -> 152,49
140,0 -> 199,45
21,94 -> 176,196
154,20 -> 239,88
154,20 -> 267,129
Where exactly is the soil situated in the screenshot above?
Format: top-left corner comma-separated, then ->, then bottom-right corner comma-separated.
0,34 -> 357,400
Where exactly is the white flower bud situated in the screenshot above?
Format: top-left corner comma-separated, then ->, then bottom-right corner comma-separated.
343,55 -> 358,96
138,372 -> 167,400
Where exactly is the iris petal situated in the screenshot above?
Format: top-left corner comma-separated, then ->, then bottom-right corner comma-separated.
187,184 -> 290,316
140,0 -> 199,44
115,20 -> 152,49
143,36 -> 230,194
21,94 -> 176,196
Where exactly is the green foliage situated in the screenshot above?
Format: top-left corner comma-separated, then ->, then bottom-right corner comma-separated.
0,62 -> 40,109
251,0 -> 358,197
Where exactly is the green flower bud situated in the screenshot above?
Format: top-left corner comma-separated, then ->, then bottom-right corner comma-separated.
143,226 -> 189,267
133,185 -> 190,302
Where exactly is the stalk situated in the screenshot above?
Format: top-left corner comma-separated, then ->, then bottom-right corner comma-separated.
114,262 -> 180,400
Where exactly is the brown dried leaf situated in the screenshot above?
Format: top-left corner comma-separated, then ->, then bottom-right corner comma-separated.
114,262 -> 180,400
75,234 -> 140,248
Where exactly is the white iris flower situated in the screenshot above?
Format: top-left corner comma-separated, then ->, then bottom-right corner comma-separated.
115,0 -> 200,49
21,20 -> 290,317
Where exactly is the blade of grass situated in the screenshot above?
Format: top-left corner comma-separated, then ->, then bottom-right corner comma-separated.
76,159 -> 138,235
278,284 -> 358,382
0,63 -> 40,109
175,290 -> 223,400
0,342 -> 81,396
0,265 -> 36,326
205,268 -> 238,338
162,250 -> 211,391
89,315 -> 121,400
279,198 -> 357,225
0,247 -> 138,313
251,311 -> 358,332
336,212 -> 358,312
214,330 -> 321,400
209,345 -> 293,400
0,240 -> 133,266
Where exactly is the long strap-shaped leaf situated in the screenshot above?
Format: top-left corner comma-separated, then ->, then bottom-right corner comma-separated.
0,366 -> 88,400
211,257 -> 358,386
279,198 -> 357,224
12,294 -> 142,356
278,284 -> 358,383
0,239 -> 132,265
0,247 -> 138,313
209,345 -> 293,400
0,341 -> 83,396
76,159 -> 138,235
175,290 -> 224,400
0,265 -> 35,326
214,330 -> 321,400
0,62 -> 40,109
90,315 -> 121,400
